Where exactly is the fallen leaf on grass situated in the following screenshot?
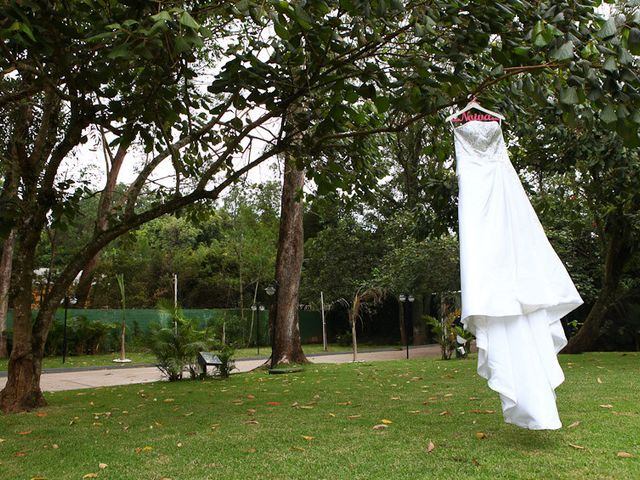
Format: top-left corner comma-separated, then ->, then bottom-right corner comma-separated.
15,452 -> 27,457
184,412 -> 193,417
299,406 -> 314,410
99,463 -> 108,469
30,476 -> 47,480
372,424 -> 388,430
36,412 -> 47,418
247,394 -> 255,399
82,474 -> 98,479
163,398 -> 174,403
0,438 -> 5,443
439,411 -> 450,416
177,442 -> 183,448
348,415 -> 361,419
134,446 -> 153,454
337,401 -> 351,406
470,410 -> 495,414
381,419 -> 393,425
391,396 -> 401,400
568,421 -> 581,428
52,444 -> 59,449
597,377 -> 603,384
328,413 -> 336,417
246,409 -> 257,414
290,447 -> 305,452
468,396 -> 479,400
444,393 -> 453,397
475,432 -> 487,440
426,441 -> 435,453
266,402 -> 280,406
18,431 -> 32,435
302,435 -> 314,441
599,404 -> 613,409
243,420 -> 259,425
617,452 -> 633,458
569,444 -> 585,450
244,448 -> 257,453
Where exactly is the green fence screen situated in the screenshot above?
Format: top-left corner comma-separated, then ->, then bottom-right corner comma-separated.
5,308 -> 324,344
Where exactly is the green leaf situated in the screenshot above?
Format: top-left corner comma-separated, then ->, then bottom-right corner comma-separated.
294,6 -> 314,30
374,97 -> 391,113
559,86 -> 579,105
603,56 -> 617,72
274,21 -> 290,40
229,117 -> 243,130
551,41 -> 574,61
107,44 -> 130,59
513,46 -> 531,56
180,12 -> 200,30
533,20 -> 545,37
151,11 -> 172,23
600,104 -> 617,124
597,17 -> 616,39
345,90 -> 359,103
629,28 -> 640,55
618,48 -> 633,65
534,34 -> 549,47
85,31 -> 115,43
8,21 -> 36,41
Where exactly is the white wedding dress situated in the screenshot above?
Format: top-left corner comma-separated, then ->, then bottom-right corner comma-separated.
453,120 -> 583,430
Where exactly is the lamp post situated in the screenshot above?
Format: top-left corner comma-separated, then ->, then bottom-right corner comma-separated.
251,304 -> 265,354
399,293 -> 415,359
265,285 -> 276,358
62,295 -> 77,364
258,305 -> 264,354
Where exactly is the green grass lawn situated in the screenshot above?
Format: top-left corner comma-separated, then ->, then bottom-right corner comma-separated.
0,352 -> 638,479
0,343 -> 400,371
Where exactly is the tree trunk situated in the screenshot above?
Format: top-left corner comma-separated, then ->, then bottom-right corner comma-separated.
0,264 -> 46,412
563,219 -> 632,353
74,254 -> 99,308
75,141 -> 128,308
562,288 -> 613,354
270,157 -> 308,367
0,230 -> 16,358
413,294 -> 427,345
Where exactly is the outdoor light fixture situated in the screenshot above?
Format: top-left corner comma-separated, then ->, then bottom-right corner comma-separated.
398,293 -> 414,360
264,285 -> 277,357
62,295 -> 77,364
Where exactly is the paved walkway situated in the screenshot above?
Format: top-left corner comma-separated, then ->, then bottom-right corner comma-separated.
0,345 -> 441,392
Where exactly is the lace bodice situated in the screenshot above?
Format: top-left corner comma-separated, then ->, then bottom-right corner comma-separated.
453,121 -> 509,166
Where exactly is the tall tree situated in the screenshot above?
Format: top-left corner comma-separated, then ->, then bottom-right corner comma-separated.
270,154 -> 307,366
0,1 -> 289,412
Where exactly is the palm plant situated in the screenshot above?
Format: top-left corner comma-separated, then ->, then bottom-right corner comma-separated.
148,305 -> 210,380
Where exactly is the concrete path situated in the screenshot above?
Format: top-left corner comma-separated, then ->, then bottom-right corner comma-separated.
0,345 -> 441,392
